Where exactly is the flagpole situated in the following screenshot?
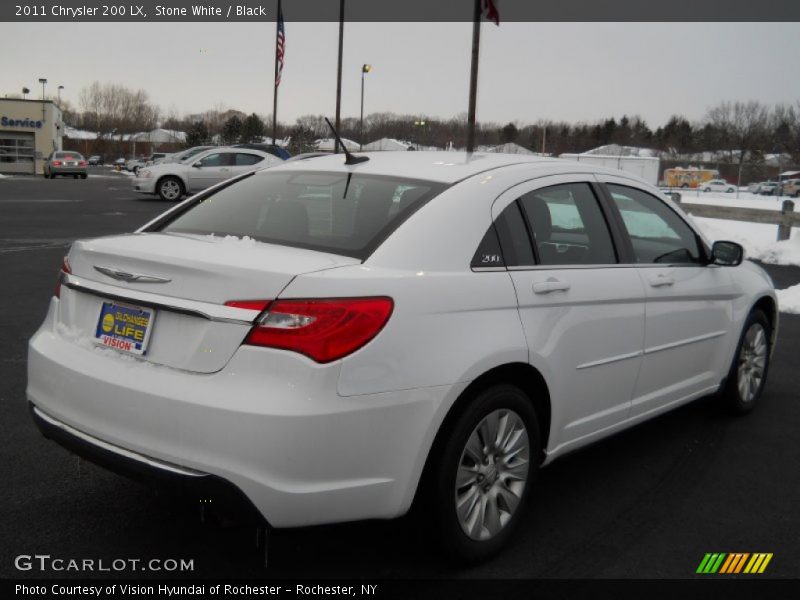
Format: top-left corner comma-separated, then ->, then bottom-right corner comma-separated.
272,0 -> 281,145
466,0 -> 481,153
334,0 -> 345,154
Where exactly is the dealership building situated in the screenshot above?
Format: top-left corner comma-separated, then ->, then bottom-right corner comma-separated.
0,98 -> 63,175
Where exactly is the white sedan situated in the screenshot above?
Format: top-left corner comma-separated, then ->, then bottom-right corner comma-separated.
28,152 -> 776,562
702,179 -> 736,193
132,148 -> 283,201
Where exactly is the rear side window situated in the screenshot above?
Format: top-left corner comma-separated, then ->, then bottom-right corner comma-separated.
494,203 -> 536,267
518,183 -> 617,265
158,171 -> 446,260
234,153 -> 264,166
607,184 -> 702,264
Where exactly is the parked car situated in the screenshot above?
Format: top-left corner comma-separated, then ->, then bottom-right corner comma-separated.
758,181 -> 778,196
43,151 -> 88,179
160,146 -> 217,164
125,156 -> 148,172
113,157 -> 126,167
133,148 -> 281,201
87,155 -> 104,166
233,142 -> 291,160
780,179 -> 800,197
28,153 -> 777,562
702,179 -> 736,193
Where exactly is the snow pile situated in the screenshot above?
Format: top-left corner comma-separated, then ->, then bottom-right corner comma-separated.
777,285 -> 800,314
314,137 -> 360,152
64,126 -> 98,140
0,173 -> 8,179
582,144 -> 658,158
206,233 -> 259,246
690,216 -> 800,266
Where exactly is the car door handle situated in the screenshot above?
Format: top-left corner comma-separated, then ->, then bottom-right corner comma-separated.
533,278 -> 571,294
648,274 -> 675,287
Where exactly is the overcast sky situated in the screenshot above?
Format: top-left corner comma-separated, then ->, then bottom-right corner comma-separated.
2,22 -> 799,127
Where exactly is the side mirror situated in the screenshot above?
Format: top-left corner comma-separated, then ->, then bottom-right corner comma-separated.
192,162 -> 202,168
711,241 -> 743,266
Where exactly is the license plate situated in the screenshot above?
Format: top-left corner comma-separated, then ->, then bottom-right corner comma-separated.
95,301 -> 156,355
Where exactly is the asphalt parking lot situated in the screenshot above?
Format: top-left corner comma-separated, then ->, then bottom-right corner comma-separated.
1,170 -> 799,580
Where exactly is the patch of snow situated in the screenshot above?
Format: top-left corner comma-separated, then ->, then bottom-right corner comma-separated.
690,216 -> 800,266
776,284 -> 800,314
206,233 -> 259,246
680,190 -> 795,212
583,144 -> 659,158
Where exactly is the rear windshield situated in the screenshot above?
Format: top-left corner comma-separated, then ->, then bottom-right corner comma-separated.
55,152 -> 82,159
157,170 -> 447,260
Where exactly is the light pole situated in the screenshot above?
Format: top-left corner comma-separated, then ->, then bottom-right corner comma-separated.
414,120 -> 426,150
38,78 -> 47,124
359,64 -> 372,150
57,85 -> 64,105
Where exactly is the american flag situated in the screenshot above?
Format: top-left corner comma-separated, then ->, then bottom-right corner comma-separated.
275,5 -> 285,86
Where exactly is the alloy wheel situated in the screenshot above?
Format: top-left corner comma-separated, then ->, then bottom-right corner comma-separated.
454,409 -> 529,541
737,322 -> 767,404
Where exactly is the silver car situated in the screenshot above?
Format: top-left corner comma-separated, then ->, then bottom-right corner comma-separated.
44,151 -> 88,179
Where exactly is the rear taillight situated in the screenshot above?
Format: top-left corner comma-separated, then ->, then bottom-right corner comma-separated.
233,297 -> 394,363
224,300 -> 272,311
52,160 -> 62,166
79,160 -> 87,167
54,256 -> 71,298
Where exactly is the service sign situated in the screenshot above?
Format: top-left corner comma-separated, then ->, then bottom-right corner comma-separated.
95,302 -> 155,355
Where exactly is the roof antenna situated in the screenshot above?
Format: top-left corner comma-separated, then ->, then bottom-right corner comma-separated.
324,117 -> 369,165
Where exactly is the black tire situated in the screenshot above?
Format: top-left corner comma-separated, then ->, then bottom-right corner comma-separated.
703,187 -> 711,192
426,383 -> 540,563
157,176 -> 185,202
81,174 -> 88,179
680,183 -> 689,189
721,310 -> 771,415
73,174 -> 78,179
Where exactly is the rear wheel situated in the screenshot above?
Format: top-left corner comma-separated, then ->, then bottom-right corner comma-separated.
157,176 -> 184,202
428,384 -> 540,563
722,310 -> 771,415
81,174 -> 88,179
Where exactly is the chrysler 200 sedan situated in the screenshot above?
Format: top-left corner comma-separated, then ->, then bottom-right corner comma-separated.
27,152 -> 776,561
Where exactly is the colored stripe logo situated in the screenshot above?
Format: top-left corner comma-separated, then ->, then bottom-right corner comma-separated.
697,553 -> 773,574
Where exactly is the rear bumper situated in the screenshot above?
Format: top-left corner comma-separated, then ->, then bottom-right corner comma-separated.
51,167 -> 87,175
27,298 -> 451,528
30,403 -> 261,520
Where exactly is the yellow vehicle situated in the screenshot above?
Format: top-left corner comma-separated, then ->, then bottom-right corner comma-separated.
663,167 -> 719,189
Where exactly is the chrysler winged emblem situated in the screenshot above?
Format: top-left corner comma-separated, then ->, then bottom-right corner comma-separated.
94,265 -> 171,284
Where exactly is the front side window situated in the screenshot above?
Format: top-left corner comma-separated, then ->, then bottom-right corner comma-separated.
518,183 -> 617,265
607,184 -> 703,264
158,171 -> 446,260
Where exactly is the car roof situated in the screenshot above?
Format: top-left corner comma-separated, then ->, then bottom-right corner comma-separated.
263,151 -> 572,184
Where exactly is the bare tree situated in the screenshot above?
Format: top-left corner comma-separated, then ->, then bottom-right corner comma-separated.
78,81 -> 159,138
705,101 -> 769,188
